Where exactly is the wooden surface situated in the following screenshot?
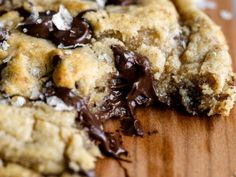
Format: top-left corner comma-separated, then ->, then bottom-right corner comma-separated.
96,1 -> 236,177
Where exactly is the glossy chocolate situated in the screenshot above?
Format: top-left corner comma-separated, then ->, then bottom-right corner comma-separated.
100,45 -> 157,136
19,11 -> 55,38
19,9 -> 93,48
43,84 -> 127,158
52,14 -> 92,47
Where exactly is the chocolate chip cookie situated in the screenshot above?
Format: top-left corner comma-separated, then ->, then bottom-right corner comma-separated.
0,0 -> 235,176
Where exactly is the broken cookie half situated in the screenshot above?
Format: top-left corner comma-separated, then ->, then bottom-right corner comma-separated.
0,0 -> 235,176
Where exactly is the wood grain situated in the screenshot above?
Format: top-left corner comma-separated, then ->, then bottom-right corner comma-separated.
96,1 -> 236,177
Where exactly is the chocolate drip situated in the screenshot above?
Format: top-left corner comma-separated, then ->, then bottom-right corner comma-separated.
19,9 -> 93,48
44,85 -> 127,158
100,45 -> 157,136
106,0 -> 138,6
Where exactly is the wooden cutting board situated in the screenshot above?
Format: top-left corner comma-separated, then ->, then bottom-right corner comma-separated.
96,1 -> 236,177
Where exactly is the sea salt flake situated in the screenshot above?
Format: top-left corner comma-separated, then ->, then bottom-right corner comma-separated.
46,96 -> 74,111
220,10 -> 232,20
194,0 -> 217,10
11,96 -> 26,107
30,90 -> 41,99
23,28 -> 28,33
36,18 -> 43,24
0,41 -> 9,51
52,5 -> 73,31
64,50 -> 72,55
30,7 -> 39,21
46,81 -> 53,88
96,0 -> 106,8
98,53 -> 112,62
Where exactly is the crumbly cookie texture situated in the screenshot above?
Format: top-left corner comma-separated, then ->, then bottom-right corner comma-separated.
0,0 -> 235,176
0,103 -> 100,177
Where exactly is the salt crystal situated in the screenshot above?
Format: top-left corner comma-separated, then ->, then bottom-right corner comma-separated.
11,96 -> 26,107
46,96 -> 73,111
52,5 -> 73,31
98,53 -> 112,62
0,41 -> 9,51
23,28 -> 28,33
64,50 -> 72,55
36,18 -> 43,24
194,0 -> 217,10
96,0 -> 106,8
220,10 -> 233,20
30,7 -> 39,21
30,90 -> 41,99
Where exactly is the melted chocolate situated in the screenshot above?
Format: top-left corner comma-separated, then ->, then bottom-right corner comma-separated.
0,27 -> 8,42
19,11 -> 55,38
100,45 -> 157,136
51,13 -> 93,47
43,85 -> 127,158
19,9 -> 93,48
106,0 -> 138,6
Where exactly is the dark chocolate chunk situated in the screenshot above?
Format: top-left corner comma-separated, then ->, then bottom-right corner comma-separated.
0,27 -> 8,42
19,11 -> 55,38
51,15 -> 92,47
106,0 -> 137,6
43,84 -> 127,158
18,8 -> 93,48
99,45 -> 157,136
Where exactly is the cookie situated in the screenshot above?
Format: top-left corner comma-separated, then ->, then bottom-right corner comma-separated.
0,0 -> 235,176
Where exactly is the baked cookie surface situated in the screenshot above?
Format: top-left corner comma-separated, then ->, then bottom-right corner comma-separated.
0,0 -> 235,176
